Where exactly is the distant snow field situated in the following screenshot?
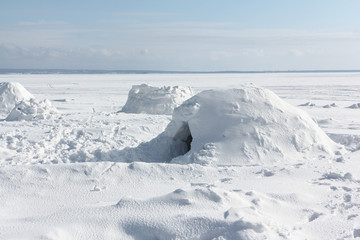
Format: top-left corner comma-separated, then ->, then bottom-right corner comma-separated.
1,73 -> 360,239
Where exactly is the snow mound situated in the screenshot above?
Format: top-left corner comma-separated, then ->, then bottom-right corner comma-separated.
5,98 -> 59,121
321,172 -> 353,181
121,84 -> 193,115
0,82 -> 34,118
348,103 -> 360,109
126,85 -> 342,165
323,103 -> 337,108
328,133 -> 360,152
299,102 -> 315,107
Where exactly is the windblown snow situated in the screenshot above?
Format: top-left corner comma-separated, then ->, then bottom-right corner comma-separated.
121,84 -> 193,115
1,73 -> 360,240
0,82 -> 34,118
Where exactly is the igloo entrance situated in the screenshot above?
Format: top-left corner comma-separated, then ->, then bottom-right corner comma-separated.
170,122 -> 193,159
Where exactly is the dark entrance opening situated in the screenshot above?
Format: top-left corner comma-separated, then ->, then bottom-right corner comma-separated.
172,122 -> 193,157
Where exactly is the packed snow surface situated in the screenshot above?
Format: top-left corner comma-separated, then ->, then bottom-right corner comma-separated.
124,86 -> 342,166
0,82 -> 34,118
1,73 -> 360,239
121,84 -> 193,115
5,98 -> 59,121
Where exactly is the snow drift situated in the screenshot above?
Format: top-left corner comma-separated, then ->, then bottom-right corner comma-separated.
121,84 -> 193,115
0,82 -> 34,118
122,85 -> 342,165
6,98 -> 59,121
348,103 -> 360,109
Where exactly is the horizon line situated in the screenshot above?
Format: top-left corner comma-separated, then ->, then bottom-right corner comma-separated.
1,68 -> 360,74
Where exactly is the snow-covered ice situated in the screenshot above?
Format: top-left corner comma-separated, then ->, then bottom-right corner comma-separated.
1,72 -> 360,239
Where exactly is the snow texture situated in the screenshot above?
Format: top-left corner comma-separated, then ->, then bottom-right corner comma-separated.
121,84 -> 193,115
0,82 -> 34,118
5,98 -> 59,121
328,133 -> 360,152
126,85 -> 342,165
1,73 -> 360,240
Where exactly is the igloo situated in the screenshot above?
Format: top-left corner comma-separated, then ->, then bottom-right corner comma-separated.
122,85 -> 342,166
0,82 -> 34,118
121,84 -> 193,115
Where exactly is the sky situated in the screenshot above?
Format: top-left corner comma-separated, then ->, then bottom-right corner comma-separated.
1,0 -> 360,71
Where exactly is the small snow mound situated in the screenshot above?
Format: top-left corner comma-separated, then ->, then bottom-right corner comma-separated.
128,85 -> 342,165
121,84 -> 193,115
354,229 -> 360,238
256,168 -> 275,177
5,98 -> 59,121
323,103 -> 337,108
328,133 -> 360,152
0,82 -> 34,117
348,103 -> 360,109
321,172 -> 353,181
317,118 -> 334,125
299,102 -> 315,107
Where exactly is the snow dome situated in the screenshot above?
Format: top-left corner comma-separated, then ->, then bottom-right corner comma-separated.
123,85 -> 342,165
0,82 -> 34,118
121,84 -> 193,115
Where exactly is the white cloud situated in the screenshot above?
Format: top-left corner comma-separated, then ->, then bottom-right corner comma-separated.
18,21 -> 68,26
241,49 -> 265,57
140,49 -> 150,56
163,22 -> 237,28
209,51 -> 232,61
288,49 -> 304,57
108,12 -> 175,18
1,20 -> 360,70
89,48 -> 113,57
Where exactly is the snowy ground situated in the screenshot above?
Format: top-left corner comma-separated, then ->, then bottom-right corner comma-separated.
1,73 -> 360,239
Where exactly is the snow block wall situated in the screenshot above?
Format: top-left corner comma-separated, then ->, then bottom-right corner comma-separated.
121,84 -> 193,115
0,82 -> 34,118
126,85 -> 343,165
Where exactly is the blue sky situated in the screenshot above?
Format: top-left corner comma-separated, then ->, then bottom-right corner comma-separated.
1,0 -> 360,71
